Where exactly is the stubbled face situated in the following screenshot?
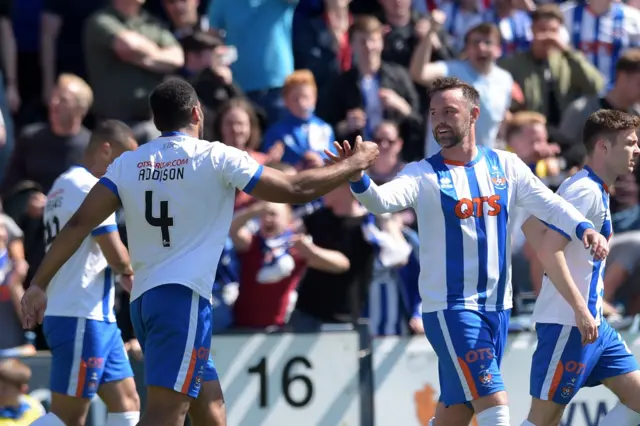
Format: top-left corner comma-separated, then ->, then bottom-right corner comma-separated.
430,88 -> 477,149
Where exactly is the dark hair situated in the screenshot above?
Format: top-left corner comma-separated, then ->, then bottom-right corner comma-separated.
616,48 -> 640,76
464,23 -> 502,47
583,109 -> 640,154
90,119 -> 135,148
428,77 -> 480,107
212,98 -> 262,151
181,31 -> 222,53
531,4 -> 564,24
149,78 -> 199,132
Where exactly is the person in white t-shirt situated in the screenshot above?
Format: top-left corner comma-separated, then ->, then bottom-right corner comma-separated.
521,109 -> 640,426
20,78 -> 379,426
410,17 -> 513,156
29,120 -> 140,426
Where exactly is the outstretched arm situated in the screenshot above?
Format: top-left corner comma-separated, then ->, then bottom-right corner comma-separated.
325,141 -> 418,214
249,137 -> 379,204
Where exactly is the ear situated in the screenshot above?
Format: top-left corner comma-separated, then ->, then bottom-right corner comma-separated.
192,105 -> 202,124
470,105 -> 480,122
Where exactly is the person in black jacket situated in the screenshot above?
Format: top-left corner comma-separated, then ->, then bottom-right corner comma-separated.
316,15 -> 425,161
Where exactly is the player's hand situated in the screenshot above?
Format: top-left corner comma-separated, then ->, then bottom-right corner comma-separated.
21,285 -> 47,329
120,274 -> 134,294
409,317 -> 424,335
324,136 -> 379,180
575,307 -> 598,345
26,192 -> 47,218
125,339 -> 144,361
582,228 -> 609,261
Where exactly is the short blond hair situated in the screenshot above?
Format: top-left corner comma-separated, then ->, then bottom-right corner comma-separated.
57,73 -> 94,112
506,111 -> 547,141
0,359 -> 31,387
282,70 -> 317,97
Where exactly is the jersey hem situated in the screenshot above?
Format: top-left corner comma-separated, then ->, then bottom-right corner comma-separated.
421,302 -> 514,313
531,317 -> 602,327
43,313 -> 117,323
130,281 -> 211,302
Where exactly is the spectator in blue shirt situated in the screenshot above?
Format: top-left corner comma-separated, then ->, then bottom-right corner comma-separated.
261,70 -> 337,170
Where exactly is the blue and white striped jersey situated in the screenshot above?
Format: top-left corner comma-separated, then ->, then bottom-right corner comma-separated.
533,166 -> 612,326
351,147 -> 594,313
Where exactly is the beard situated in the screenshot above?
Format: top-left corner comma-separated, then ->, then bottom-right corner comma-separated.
433,122 -> 469,148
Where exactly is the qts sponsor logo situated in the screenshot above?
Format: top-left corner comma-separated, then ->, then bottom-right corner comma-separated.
454,196 -> 502,219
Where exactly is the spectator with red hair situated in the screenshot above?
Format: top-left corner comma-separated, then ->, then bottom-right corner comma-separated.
261,70 -> 337,170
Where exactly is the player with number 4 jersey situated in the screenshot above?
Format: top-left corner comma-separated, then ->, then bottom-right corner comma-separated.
21,78 -> 379,426
521,110 -> 640,426
29,120 -> 140,426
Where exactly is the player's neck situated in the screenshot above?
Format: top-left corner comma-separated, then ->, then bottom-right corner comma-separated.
79,158 -> 102,178
440,138 -> 478,164
163,126 -> 200,139
585,160 -> 616,188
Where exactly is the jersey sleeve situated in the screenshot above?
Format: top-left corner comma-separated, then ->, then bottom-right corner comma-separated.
98,156 -> 123,204
542,183 -> 598,239
218,144 -> 264,194
512,154 -> 594,240
75,181 -> 118,237
350,163 -> 420,214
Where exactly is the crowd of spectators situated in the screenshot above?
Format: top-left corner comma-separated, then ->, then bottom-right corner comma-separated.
1,0 -> 640,360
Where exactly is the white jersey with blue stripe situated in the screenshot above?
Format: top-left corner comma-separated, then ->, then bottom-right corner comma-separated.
44,166 -> 119,322
350,148 -> 594,313
562,1 -> 640,84
532,166 -> 612,326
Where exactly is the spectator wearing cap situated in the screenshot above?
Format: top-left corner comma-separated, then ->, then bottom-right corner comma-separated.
84,0 -> 183,144
0,359 -> 45,425
261,70 -> 337,170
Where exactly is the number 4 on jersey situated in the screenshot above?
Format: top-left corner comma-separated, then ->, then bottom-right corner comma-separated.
145,190 -> 174,247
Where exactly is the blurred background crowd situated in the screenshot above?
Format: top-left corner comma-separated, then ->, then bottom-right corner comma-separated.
1,0 -> 640,366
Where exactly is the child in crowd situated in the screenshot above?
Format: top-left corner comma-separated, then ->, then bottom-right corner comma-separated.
261,70 -> 337,170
